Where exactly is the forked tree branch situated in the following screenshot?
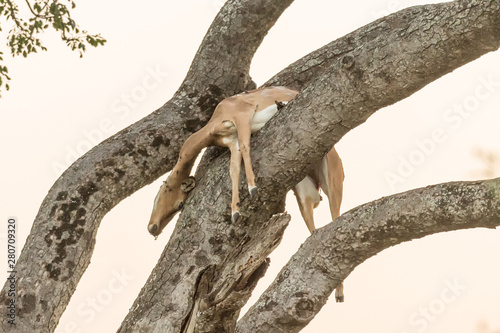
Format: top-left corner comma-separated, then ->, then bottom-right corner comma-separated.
118,1 -> 500,332
0,0 -> 294,331
236,178 -> 500,332
2,0 -> 499,332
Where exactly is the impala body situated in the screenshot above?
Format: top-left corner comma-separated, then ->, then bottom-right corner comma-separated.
148,86 -> 343,233
148,86 -> 345,301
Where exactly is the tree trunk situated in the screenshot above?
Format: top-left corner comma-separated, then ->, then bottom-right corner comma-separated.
118,1 -> 500,332
1,0 -> 499,332
0,0 -> 293,331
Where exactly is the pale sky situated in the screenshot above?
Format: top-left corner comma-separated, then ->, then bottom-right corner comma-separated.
1,0 -> 500,332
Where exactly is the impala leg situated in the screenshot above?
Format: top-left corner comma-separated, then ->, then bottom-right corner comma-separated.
335,282 -> 344,303
229,141 -> 242,222
317,148 -> 345,222
235,118 -> 257,196
317,147 -> 345,302
293,176 -> 321,233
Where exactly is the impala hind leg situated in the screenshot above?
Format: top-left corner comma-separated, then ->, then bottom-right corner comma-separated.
317,147 -> 344,222
316,147 -> 345,302
229,141 -> 243,222
335,282 -> 344,302
234,118 -> 257,197
293,176 -> 321,233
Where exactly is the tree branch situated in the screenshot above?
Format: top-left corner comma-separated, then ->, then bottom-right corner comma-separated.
236,178 -> 500,332
0,0 -> 294,331
187,214 -> 290,333
2,0 -> 499,332
118,1 -> 500,332
265,0 -> 500,92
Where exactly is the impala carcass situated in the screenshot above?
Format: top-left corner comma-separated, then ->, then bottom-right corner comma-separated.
148,86 -> 345,300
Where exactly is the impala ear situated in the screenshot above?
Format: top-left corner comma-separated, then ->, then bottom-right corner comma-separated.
275,100 -> 287,111
180,176 -> 196,193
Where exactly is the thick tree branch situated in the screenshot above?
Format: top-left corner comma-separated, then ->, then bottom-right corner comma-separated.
0,0 -> 294,331
188,214 -> 290,333
236,178 -> 500,332
118,1 -> 500,332
2,0 -> 499,332
253,0 -> 500,194
265,0 -> 500,92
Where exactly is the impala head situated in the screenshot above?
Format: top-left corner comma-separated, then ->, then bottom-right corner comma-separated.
148,176 -> 196,238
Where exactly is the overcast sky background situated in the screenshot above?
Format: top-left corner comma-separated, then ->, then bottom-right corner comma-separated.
1,0 -> 500,332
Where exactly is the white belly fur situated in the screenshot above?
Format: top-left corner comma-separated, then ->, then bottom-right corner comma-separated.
294,176 -> 321,207
251,102 -> 285,133
221,136 -> 238,147
220,101 -> 286,145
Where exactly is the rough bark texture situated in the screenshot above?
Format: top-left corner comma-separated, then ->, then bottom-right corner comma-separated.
237,178 -> 500,332
118,0 -> 500,332
0,0 -> 294,331
187,214 -> 290,333
1,0 -> 499,332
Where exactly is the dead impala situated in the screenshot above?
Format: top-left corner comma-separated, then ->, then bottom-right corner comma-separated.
148,86 -> 345,301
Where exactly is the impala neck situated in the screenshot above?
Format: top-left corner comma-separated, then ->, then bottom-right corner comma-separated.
168,128 -> 211,185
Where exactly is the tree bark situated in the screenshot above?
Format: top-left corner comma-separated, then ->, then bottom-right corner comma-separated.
0,0 -> 294,331
1,0 -> 499,332
236,178 -> 500,333
118,1 -> 500,332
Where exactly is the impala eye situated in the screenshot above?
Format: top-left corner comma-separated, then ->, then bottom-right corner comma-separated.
178,202 -> 184,211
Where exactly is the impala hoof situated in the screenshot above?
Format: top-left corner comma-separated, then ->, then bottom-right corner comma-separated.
335,283 -> 344,303
232,211 -> 240,223
249,186 -> 257,197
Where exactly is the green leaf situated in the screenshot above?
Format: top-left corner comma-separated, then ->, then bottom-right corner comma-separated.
49,3 -> 57,15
